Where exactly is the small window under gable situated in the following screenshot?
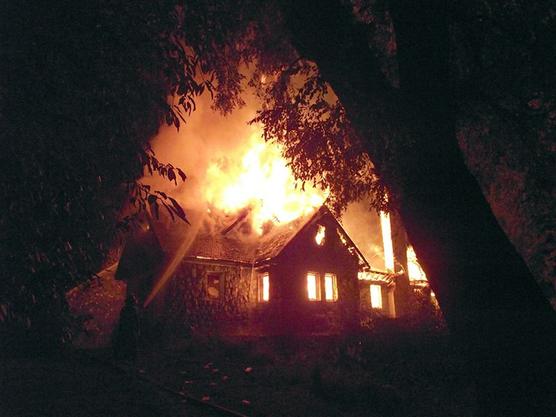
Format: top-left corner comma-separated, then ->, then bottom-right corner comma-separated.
324,273 -> 338,301
207,272 -> 223,299
315,225 -> 326,246
307,272 -> 321,301
258,273 -> 269,302
370,284 -> 383,309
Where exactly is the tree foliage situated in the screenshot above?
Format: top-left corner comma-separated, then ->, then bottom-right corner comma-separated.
0,0 -> 205,349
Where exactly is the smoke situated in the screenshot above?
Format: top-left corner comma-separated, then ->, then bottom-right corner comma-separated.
142,90 -> 262,212
140,86 -> 265,248
340,199 -> 386,271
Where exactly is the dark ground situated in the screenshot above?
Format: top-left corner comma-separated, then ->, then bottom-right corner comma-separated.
2,323 -> 476,417
0,352 -> 223,417
134,330 -> 475,417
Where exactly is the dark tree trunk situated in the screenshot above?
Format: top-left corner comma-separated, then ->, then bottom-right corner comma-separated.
283,1 -> 556,416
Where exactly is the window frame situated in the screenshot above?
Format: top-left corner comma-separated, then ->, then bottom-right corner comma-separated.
370,284 -> 383,309
258,272 -> 270,303
307,271 -> 321,301
324,273 -> 338,302
206,272 -> 224,300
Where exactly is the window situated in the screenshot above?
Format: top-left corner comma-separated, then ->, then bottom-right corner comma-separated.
307,272 -> 321,301
315,225 -> 326,246
207,273 -> 222,299
370,284 -> 383,309
324,273 -> 338,301
258,273 -> 269,302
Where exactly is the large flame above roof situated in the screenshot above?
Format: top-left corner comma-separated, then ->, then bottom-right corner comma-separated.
204,132 -> 326,234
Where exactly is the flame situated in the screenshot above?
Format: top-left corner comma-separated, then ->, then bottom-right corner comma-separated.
380,211 -> 395,272
205,132 -> 326,233
315,225 -> 326,245
407,245 -> 427,281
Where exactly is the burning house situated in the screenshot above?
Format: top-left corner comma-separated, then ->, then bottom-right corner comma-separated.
116,204 -> 397,336
111,122 -> 435,337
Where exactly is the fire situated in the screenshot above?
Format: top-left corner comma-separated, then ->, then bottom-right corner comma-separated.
380,211 -> 395,272
205,132 -> 326,233
315,225 -> 326,245
407,245 -> 427,281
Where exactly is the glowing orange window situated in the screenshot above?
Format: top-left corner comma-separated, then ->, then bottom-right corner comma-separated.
370,284 -> 383,309
207,273 -> 222,299
258,273 -> 269,302
324,273 -> 338,301
307,272 -> 321,301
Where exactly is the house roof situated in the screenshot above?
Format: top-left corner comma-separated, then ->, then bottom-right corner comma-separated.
148,205 -> 369,268
182,206 -> 331,265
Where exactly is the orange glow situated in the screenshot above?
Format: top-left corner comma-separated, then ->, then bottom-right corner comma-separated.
324,273 -> 337,301
307,272 -> 319,300
205,132 -> 326,234
358,271 -> 371,280
370,284 -> 383,309
315,225 -> 326,245
406,246 -> 427,281
260,273 -> 269,302
380,211 -> 395,272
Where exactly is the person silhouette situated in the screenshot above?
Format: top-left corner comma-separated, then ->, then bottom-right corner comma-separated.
113,295 -> 139,362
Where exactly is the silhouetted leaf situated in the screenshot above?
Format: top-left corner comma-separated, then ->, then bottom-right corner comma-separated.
176,168 -> 187,182
162,202 -> 175,221
168,197 -> 189,224
168,169 -> 176,182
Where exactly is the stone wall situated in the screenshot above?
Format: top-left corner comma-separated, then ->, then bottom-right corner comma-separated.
155,260 -> 256,335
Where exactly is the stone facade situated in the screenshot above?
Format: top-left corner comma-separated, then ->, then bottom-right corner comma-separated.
155,261 -> 256,334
